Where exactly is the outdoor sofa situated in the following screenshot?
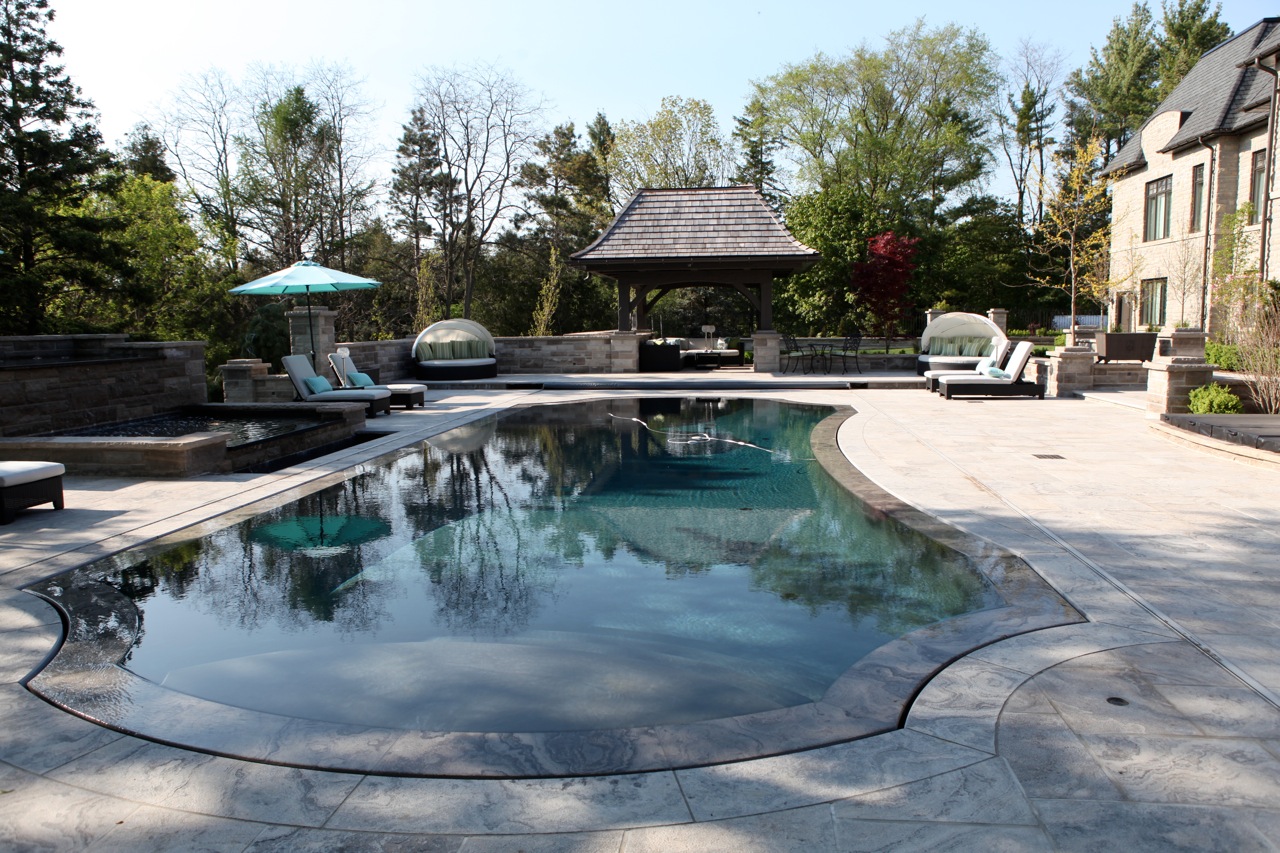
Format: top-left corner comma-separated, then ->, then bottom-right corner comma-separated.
411,319 -> 498,380
0,461 -> 64,524
917,312 -> 1008,376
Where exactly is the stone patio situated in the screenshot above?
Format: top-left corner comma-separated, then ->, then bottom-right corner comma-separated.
1,375 -> 1278,851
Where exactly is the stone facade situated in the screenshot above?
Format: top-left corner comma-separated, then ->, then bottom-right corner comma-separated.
0,336 -> 207,437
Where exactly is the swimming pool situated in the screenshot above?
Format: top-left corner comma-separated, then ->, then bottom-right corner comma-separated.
29,397 -> 1079,776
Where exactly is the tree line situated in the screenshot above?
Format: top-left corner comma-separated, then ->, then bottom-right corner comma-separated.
0,0 -> 1234,382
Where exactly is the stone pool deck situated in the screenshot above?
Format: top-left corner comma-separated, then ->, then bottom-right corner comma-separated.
1,376 -> 1279,851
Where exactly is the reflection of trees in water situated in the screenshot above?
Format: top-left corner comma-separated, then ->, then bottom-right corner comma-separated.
105,399 -> 992,648
112,473 -> 396,638
749,460 -> 997,637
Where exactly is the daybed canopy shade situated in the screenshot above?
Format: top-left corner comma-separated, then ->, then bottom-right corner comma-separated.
568,186 -> 819,332
920,312 -> 1005,350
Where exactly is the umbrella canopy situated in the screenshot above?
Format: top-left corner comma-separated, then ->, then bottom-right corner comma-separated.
230,260 -> 379,359
250,514 -> 391,557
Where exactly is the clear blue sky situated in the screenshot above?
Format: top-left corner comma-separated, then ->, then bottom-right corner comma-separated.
48,0 -> 1277,195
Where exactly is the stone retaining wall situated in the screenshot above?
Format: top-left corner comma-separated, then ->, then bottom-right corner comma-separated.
0,337 -> 207,437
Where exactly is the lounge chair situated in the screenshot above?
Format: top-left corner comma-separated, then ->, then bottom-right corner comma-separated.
923,339 -> 1013,392
0,461 -> 64,524
281,355 -> 392,417
938,341 -> 1045,399
328,352 -> 427,409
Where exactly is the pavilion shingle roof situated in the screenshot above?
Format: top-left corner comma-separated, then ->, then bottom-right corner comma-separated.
570,186 -> 818,267
1104,18 -> 1280,176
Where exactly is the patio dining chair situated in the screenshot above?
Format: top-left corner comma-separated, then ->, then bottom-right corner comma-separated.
829,332 -> 862,375
781,334 -> 815,374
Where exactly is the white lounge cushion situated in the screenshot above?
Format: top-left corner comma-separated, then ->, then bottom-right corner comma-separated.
0,461 -> 65,488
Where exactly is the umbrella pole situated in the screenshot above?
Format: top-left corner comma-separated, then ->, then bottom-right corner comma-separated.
306,287 -> 317,368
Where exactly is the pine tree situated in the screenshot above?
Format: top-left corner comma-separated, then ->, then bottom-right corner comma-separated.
0,0 -> 118,334
1156,0 -> 1232,98
731,95 -> 785,210
1063,3 -> 1159,159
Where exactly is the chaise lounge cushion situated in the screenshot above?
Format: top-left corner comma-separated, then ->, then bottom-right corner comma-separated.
0,461 -> 66,488
282,355 -> 392,416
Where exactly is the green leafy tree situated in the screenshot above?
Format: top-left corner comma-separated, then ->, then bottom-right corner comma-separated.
0,0 -> 121,334
610,95 -> 733,199
235,84 -> 332,268
1156,0 -> 1232,98
755,20 -> 998,213
1031,137 -> 1115,333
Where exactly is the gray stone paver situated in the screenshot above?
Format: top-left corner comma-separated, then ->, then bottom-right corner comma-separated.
0,380 -> 1277,849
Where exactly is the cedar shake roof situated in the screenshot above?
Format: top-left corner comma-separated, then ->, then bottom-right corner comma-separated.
1104,18 -> 1280,176
569,186 -> 819,271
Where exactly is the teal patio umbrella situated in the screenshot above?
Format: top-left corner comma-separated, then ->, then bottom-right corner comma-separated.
229,260 -> 379,359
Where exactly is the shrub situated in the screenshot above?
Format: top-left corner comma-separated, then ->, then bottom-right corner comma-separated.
1053,333 -> 1067,347
1204,340 -> 1241,371
1006,328 -> 1031,337
1188,382 -> 1244,414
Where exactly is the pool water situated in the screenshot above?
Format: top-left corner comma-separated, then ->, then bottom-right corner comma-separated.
53,411 -> 320,447
84,399 -> 1002,733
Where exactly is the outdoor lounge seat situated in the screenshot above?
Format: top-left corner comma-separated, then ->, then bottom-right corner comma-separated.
923,339 -> 1013,392
938,340 -> 1045,399
282,355 -> 392,417
411,319 -> 498,380
328,352 -> 427,408
0,461 -> 65,524
917,312 -> 1008,376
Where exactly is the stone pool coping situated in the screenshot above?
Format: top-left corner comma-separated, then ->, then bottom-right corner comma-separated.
21,407 -> 1081,778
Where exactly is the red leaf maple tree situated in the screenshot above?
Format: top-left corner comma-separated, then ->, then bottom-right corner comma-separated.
851,232 -> 919,352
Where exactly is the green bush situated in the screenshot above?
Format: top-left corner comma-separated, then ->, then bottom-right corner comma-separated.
1006,328 -> 1031,337
1188,382 -> 1244,414
1053,333 -> 1067,347
1204,340 -> 1241,371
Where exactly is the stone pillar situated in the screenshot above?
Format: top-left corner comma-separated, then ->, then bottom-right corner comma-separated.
608,331 -> 645,373
987,308 -> 1008,333
1156,327 -> 1207,359
1145,328 -> 1212,415
753,331 -> 780,372
925,308 -> 946,327
219,359 -> 270,403
1046,346 -> 1096,398
286,305 -> 337,373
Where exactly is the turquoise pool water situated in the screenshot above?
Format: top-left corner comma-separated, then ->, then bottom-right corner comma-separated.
101,398 -> 1001,733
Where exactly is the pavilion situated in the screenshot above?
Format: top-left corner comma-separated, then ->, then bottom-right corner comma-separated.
568,185 -> 819,334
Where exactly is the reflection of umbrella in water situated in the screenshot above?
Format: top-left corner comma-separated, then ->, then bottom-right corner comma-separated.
229,260 -> 379,360
250,515 -> 391,558
427,418 -> 497,455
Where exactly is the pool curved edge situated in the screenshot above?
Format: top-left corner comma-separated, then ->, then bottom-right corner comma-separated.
22,409 -> 1083,779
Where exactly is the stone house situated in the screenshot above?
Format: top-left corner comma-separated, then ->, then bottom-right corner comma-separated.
1103,18 -> 1280,336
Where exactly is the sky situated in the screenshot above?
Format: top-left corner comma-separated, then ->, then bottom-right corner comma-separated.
46,0 -> 1278,197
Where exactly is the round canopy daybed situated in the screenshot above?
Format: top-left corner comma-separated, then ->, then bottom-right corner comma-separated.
411,319 -> 498,380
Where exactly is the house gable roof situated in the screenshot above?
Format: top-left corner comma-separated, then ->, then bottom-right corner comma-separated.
568,186 -> 819,272
1103,18 -> 1280,176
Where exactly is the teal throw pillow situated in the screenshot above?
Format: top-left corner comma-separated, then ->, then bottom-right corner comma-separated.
414,341 -> 434,361
347,372 -> 374,388
985,366 -> 1008,379
304,375 -> 333,395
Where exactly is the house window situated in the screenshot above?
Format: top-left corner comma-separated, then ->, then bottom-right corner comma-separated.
1249,149 -> 1267,225
1139,278 -> 1167,328
1189,163 -> 1205,232
1144,176 -> 1172,241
